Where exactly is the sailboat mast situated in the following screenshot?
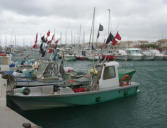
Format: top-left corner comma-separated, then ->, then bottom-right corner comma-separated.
60,32 -> 62,45
53,29 -> 55,41
91,7 -> 96,44
91,7 -> 96,68
79,25 -> 82,44
107,9 -> 111,35
83,31 -> 85,43
65,31 -> 67,44
15,35 -> 16,47
89,8 -> 96,48
71,31 -> 73,44
88,26 -> 92,47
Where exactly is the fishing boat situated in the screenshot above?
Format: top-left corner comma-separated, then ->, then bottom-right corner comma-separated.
6,61 -> 139,111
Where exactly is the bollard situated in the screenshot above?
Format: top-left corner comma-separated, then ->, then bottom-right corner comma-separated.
22,123 -> 31,128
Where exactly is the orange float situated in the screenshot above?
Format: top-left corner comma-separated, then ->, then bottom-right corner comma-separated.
121,74 -> 130,86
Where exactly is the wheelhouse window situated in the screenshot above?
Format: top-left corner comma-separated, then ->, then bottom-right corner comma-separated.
103,66 -> 116,80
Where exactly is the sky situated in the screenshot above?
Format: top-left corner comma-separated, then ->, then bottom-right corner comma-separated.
0,0 -> 167,46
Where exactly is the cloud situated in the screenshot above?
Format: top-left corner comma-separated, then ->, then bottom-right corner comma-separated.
0,0 -> 167,45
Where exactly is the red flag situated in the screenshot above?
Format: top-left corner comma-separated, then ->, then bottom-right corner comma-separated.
115,32 -> 121,40
33,44 -> 37,48
47,30 -> 50,37
112,38 -> 117,45
35,33 -> 38,43
54,39 -> 59,44
48,48 -> 53,53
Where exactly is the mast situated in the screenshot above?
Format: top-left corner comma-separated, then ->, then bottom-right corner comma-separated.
88,26 -> 92,47
79,24 -> 81,44
65,31 -> 67,44
71,31 -> 73,44
107,9 -> 112,53
89,8 -> 95,48
15,35 -> 16,47
91,7 -> 96,68
5,36 -> 7,46
107,9 -> 111,35
91,7 -> 96,46
83,31 -> 85,43
53,29 -> 55,41
60,32 -> 62,45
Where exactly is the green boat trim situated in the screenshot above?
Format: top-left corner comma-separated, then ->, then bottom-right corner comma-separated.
118,69 -> 136,81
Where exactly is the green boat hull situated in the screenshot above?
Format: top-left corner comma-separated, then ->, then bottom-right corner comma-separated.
8,85 -> 139,111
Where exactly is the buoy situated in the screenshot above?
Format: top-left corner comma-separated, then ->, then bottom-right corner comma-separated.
20,87 -> 31,95
69,80 -> 74,84
90,68 -> 98,75
121,74 -> 130,86
22,123 -> 31,128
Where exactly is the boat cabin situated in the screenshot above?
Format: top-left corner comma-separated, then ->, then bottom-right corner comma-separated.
98,61 -> 120,89
126,48 -> 142,55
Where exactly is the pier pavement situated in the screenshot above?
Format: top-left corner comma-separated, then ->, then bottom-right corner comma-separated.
0,65 -> 40,128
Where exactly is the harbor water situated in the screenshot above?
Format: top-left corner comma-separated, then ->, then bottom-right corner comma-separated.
10,60 -> 167,128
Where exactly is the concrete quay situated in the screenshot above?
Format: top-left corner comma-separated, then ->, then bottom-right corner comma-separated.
0,65 -> 40,128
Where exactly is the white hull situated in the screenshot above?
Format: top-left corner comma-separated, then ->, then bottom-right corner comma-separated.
115,55 -> 128,61
143,56 -> 154,60
154,56 -> 164,60
64,55 -> 76,61
163,55 -> 167,60
87,56 -> 99,60
128,55 -> 143,61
